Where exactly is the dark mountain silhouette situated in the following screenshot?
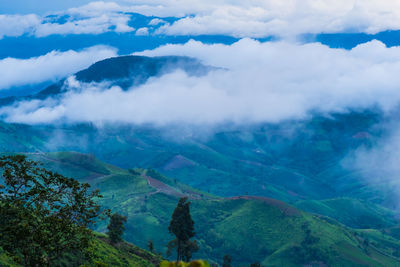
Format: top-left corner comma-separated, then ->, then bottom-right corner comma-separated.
0,55 -> 212,106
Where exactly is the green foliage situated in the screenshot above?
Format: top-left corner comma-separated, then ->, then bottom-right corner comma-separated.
160,260 -> 210,267
20,152 -> 400,266
296,198 -> 398,229
222,254 -> 232,267
0,247 -> 19,267
287,223 -> 323,264
85,234 -> 161,267
168,197 -> 198,262
0,155 -> 105,266
107,213 -> 127,244
147,240 -> 154,253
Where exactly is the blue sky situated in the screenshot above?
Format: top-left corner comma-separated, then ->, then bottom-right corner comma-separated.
0,0 -> 94,14
2,0 -> 400,62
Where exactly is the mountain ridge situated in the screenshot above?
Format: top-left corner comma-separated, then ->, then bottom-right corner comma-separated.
19,151 -> 400,266
0,55 -> 212,107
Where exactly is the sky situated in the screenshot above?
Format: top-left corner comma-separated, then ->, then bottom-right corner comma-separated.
0,0 -> 94,14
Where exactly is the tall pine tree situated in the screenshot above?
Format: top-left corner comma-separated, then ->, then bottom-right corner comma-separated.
167,197 -> 198,262
107,213 -> 127,244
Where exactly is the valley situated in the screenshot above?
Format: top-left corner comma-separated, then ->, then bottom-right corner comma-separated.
1,55 -> 400,266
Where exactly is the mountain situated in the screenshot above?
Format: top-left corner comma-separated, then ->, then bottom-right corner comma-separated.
0,109 -> 397,223
0,106 -> 398,231
0,55 -> 400,265
20,152 -> 400,266
0,55 -> 212,106
0,56 -> 391,212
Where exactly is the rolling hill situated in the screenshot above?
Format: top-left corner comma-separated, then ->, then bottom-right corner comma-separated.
19,151 -> 400,266
0,108 -> 397,228
1,55 -> 400,265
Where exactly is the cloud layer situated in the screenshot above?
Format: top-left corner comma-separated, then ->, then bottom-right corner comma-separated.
126,0 -> 400,37
3,1 -> 400,39
0,2 -> 134,39
3,39 -> 400,125
0,46 -> 117,90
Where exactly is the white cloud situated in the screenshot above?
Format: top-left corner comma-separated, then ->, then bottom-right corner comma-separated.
36,14 -> 134,37
148,18 -> 166,26
67,1 -> 123,16
0,14 -> 41,38
3,39 -> 400,125
135,27 -> 149,36
0,1 -> 134,39
3,0 -> 400,39
0,46 -> 117,90
35,2 -> 135,37
125,0 -> 400,37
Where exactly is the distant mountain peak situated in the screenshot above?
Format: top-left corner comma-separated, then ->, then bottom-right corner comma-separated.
0,55 -> 213,106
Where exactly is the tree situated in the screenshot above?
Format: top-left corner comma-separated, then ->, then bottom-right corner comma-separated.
222,254 -> 232,267
107,213 -> 127,244
167,197 -> 198,262
148,240 -> 154,253
0,155 -> 105,266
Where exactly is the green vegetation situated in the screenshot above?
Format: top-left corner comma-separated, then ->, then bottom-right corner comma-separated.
0,154 -> 161,267
86,234 -> 161,267
160,260 -> 210,267
0,235 -> 161,267
21,152 -> 400,266
0,155 -> 104,266
108,213 -> 128,244
222,255 -> 232,267
167,197 -> 198,262
3,57 -> 400,266
0,247 -> 19,267
0,111 -> 396,216
296,198 -> 398,229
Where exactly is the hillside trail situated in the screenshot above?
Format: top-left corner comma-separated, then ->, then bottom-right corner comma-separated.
141,172 -> 213,200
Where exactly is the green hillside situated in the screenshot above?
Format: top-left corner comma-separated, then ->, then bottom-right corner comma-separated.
0,234 -> 160,267
296,198 -> 399,229
23,152 -> 400,266
0,111 -> 397,212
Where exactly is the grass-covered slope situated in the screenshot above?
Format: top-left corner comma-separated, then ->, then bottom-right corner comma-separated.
25,152 -> 400,266
0,235 -> 160,267
296,198 -> 399,229
86,234 -> 161,267
0,110 -> 398,216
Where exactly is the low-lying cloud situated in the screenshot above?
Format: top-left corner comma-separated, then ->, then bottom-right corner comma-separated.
0,46 -> 117,90
2,39 -> 400,125
342,123 -> 400,209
